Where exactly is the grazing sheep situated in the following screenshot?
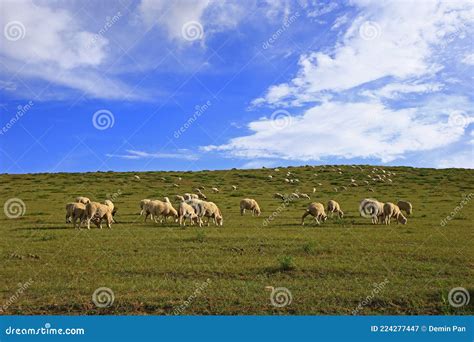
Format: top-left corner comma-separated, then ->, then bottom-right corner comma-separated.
85,200 -> 114,229
301,202 -> 327,225
134,175 -> 140,180
178,201 -> 198,227
299,193 -> 311,200
145,200 -> 178,224
274,168 -> 280,172
140,199 -> 151,217
359,198 -> 384,224
284,178 -> 290,183
240,198 -> 261,216
65,202 -> 76,223
313,187 -> 317,193
232,185 -> 238,190
198,186 -> 205,190
75,196 -> 90,204
173,183 -> 179,187
198,201 -> 223,226
291,192 -> 300,199
383,202 -> 407,225
268,175 -> 273,179
397,200 -> 413,215
327,200 -> 344,218
211,187 -> 219,193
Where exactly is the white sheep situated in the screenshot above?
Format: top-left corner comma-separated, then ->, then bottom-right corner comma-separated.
397,200 -> 413,215
178,201 -> 198,227
140,199 -> 151,217
359,198 -> 384,224
198,201 -> 223,226
240,198 -> 261,216
75,196 -> 90,205
301,202 -> 327,225
232,185 -> 238,190
327,200 -> 344,218
85,200 -> 114,229
211,187 -> 219,193
299,193 -> 311,200
383,202 -> 407,225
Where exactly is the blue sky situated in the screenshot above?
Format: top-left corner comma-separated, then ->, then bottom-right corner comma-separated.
0,0 -> 473,174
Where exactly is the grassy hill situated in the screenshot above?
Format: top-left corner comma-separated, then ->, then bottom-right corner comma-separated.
0,165 -> 472,315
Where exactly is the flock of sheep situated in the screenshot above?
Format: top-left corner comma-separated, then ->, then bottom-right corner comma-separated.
64,192 -> 413,229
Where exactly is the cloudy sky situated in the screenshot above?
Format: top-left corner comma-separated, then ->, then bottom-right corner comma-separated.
0,0 -> 473,173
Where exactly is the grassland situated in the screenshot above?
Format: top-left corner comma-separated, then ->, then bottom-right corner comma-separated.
0,165 -> 473,315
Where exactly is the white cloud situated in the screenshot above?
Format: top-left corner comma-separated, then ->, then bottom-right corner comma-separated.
137,0 -> 245,42
461,53 -> 474,65
360,82 -> 443,99
106,149 -> 198,160
437,150 -> 473,169
0,0 -> 139,99
253,0 -> 473,107
204,99 -> 471,163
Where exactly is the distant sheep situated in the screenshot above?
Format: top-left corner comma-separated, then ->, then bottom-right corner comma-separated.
240,198 -> 261,216
327,200 -> 344,218
397,200 -> 413,215
232,185 -> 238,190
383,202 -> 407,225
273,193 -> 285,200
299,193 -> 310,200
211,187 -> 219,193
301,202 -> 327,225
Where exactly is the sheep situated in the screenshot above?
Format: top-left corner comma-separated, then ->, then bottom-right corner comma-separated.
178,201 -> 198,227
172,183 -> 179,187
198,201 -> 223,226
397,200 -> 413,215
383,202 -> 407,225
327,200 -> 344,218
359,198 -> 384,224
85,200 -> 114,229
65,202 -> 76,223
291,192 -> 300,199
75,196 -> 90,204
183,193 -> 192,201
312,187 -> 317,193
284,178 -> 290,183
273,193 -> 285,200
232,185 -> 238,190
134,175 -> 140,180
274,168 -> 280,172
211,187 -> 219,193
240,198 -> 261,216
268,175 -> 273,179
301,202 -> 327,225
144,200 -> 178,224
140,199 -> 151,217
299,193 -> 311,200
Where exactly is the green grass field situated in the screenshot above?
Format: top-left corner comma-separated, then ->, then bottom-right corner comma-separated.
1,165 -> 473,315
